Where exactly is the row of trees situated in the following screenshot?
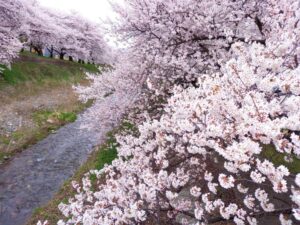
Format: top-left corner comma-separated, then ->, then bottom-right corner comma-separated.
0,0 -> 109,66
39,0 -> 300,224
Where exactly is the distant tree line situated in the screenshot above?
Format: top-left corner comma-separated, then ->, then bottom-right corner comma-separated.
0,0 -> 110,66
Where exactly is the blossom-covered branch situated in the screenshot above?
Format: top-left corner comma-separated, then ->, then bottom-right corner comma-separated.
45,0 -> 300,224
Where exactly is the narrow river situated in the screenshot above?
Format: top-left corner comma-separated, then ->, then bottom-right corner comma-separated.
0,93 -> 131,225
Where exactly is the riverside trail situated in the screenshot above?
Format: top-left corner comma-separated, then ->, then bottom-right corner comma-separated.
0,92 -> 134,225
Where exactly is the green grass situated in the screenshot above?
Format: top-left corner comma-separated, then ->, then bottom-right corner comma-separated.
26,120 -> 137,225
0,51 -> 99,86
262,144 -> 300,174
0,135 -> 10,145
94,132 -> 118,170
0,152 -> 13,163
0,130 -> 27,162
33,110 -> 77,127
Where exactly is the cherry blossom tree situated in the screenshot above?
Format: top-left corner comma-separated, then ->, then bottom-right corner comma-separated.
56,0 -> 300,224
0,0 -> 109,65
109,0 -> 266,93
40,11 -> 110,63
0,0 -> 25,66
63,14 -> 108,63
23,1 -> 61,56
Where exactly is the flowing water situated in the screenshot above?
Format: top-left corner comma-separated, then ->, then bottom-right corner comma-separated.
0,93 -> 133,225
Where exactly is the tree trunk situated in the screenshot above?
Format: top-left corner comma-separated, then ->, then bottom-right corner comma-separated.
59,48 -> 66,60
48,46 -> 54,58
69,56 -> 73,61
34,47 -> 43,56
78,59 -> 82,63
29,42 -> 33,53
37,50 -> 43,56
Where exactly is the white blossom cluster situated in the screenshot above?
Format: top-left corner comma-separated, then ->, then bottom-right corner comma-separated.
109,0 -> 266,93
58,46 -> 300,224
45,0 -> 300,224
0,0 -> 24,66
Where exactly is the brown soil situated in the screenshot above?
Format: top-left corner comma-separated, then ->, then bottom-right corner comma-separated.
0,83 -> 84,162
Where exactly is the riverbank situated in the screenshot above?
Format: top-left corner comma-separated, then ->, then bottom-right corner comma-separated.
0,89 -> 136,225
26,120 -> 138,225
0,52 -> 98,164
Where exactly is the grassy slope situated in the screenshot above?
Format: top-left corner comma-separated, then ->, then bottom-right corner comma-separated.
26,121 -> 138,225
0,52 -> 98,86
0,52 -> 98,163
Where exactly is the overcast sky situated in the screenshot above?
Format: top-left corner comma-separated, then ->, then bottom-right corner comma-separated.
38,0 -> 120,22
